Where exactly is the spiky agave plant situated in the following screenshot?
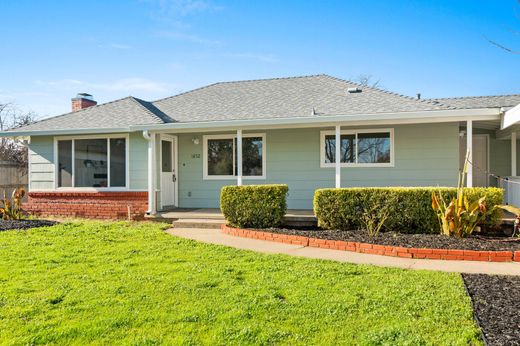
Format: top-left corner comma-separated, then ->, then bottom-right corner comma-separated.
431,151 -> 487,238
0,187 -> 26,220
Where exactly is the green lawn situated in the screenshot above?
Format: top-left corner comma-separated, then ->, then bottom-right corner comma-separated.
0,221 -> 481,345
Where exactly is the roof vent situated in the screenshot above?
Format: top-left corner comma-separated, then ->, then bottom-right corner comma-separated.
347,87 -> 362,93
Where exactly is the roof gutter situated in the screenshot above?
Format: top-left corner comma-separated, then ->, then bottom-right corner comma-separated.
0,108 -> 501,137
0,127 -> 131,138
130,108 -> 501,133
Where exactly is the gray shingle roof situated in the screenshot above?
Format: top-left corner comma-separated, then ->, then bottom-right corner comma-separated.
10,74 -> 519,134
428,94 -> 520,109
11,96 -> 174,132
152,74 -> 449,122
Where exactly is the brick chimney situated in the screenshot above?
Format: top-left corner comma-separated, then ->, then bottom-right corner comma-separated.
71,93 -> 97,112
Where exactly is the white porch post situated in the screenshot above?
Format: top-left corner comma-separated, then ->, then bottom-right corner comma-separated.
335,125 -> 341,188
466,120 -> 473,187
512,131 -> 517,177
144,130 -> 156,214
237,129 -> 243,186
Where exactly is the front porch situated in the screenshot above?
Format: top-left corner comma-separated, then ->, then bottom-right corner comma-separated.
148,208 -> 317,228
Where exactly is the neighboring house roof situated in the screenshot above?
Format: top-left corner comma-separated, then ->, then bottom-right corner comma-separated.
10,96 -> 173,132
429,95 -> 520,109
5,74 -> 518,134
152,74 -> 449,122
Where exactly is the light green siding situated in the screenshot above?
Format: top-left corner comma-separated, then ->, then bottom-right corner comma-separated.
177,123 -> 461,209
128,132 -> 149,190
29,136 -> 54,190
27,122 -> 511,210
27,132 -> 149,191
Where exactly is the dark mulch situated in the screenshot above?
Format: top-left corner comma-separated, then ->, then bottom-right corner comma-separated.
463,274 -> 520,346
263,228 -> 520,251
0,219 -> 57,231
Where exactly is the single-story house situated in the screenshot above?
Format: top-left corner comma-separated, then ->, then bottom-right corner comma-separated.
2,74 -> 520,219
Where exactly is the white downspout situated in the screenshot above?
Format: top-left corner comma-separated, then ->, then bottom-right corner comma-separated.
512,131 -> 517,177
466,120 -> 473,187
143,130 -> 156,215
237,129 -> 243,186
335,125 -> 341,188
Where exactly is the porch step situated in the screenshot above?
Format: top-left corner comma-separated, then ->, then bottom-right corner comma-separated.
172,218 -> 224,229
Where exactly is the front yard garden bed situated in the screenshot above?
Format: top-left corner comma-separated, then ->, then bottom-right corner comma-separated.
264,227 -> 520,251
0,219 -> 56,231
222,225 -> 520,261
463,274 -> 520,346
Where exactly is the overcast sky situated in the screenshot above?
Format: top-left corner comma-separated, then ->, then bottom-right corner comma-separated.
1,0 -> 519,119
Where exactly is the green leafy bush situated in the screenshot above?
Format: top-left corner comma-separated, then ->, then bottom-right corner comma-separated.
314,187 -> 503,234
220,184 -> 288,228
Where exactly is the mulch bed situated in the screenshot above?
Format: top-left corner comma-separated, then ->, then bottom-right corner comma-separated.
463,274 -> 520,346
0,219 -> 57,231
263,228 -> 520,251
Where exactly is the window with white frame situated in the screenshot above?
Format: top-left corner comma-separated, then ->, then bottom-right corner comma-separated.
320,129 -> 393,167
203,134 -> 265,179
55,136 -> 128,188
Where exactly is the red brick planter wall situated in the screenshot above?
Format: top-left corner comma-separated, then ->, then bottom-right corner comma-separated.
24,192 -> 148,220
221,225 -> 520,262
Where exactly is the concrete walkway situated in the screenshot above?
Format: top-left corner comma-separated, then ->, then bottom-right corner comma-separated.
167,228 -> 520,276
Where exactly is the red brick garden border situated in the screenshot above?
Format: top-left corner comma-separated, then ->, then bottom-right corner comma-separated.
221,225 -> 520,262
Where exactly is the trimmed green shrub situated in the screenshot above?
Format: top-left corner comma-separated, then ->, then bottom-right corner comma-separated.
313,187 -> 504,234
220,184 -> 288,228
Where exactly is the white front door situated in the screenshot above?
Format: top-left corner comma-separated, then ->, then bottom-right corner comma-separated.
460,135 -> 488,187
160,136 -> 177,208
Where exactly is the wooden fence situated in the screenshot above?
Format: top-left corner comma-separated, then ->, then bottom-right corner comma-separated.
0,161 -> 28,196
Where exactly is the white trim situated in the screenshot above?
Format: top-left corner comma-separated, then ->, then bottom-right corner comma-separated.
512,131 -> 517,177
159,134 -> 178,209
466,120 -> 473,187
320,128 -> 395,168
335,125 -> 341,188
53,133 -> 130,191
502,103 -> 520,129
237,129 -> 243,186
0,108 -> 501,138
202,133 -> 266,180
129,108 -> 500,134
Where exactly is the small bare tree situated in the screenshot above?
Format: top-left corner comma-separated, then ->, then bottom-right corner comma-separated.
0,103 -> 37,171
354,74 -> 383,89
485,0 -> 520,54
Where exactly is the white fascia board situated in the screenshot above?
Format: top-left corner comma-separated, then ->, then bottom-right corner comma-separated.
501,103 -> 520,130
130,108 -> 500,133
0,127 -> 131,138
0,108 -> 501,137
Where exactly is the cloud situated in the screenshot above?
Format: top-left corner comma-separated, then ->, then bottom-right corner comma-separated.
152,0 -> 222,16
154,30 -> 221,45
35,78 -> 173,94
222,52 -> 279,63
109,43 -> 133,50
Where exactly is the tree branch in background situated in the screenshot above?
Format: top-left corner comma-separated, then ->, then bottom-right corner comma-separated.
354,74 -> 383,89
0,103 -> 37,172
485,0 -> 520,54
484,36 -> 520,54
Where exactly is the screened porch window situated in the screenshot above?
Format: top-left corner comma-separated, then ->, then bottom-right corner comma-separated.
56,136 -> 127,188
204,134 -> 265,179
320,129 -> 393,167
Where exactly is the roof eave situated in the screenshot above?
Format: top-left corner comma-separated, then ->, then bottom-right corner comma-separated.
130,108 -> 501,133
0,107 -> 501,137
0,127 -> 131,138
